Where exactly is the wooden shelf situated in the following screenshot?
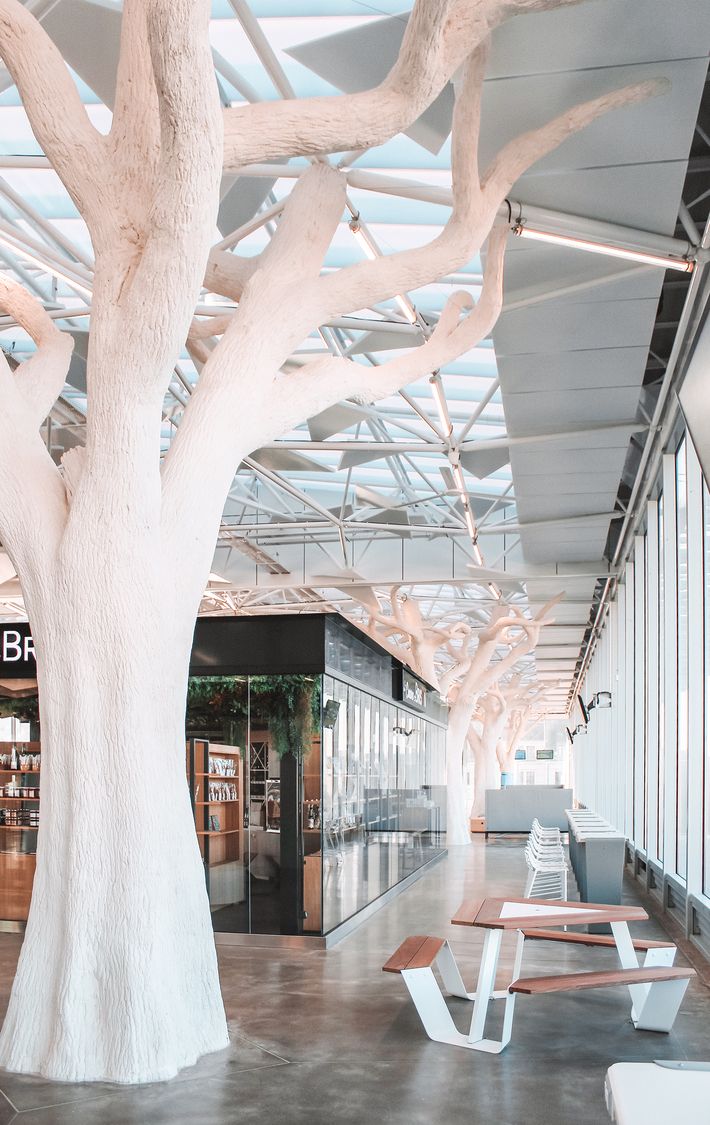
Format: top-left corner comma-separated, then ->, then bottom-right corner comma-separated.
195,800 -> 239,805
0,769 -> 39,776
194,772 -> 238,780
0,825 -> 38,831
196,829 -> 240,837
0,796 -> 39,801
208,749 -> 240,758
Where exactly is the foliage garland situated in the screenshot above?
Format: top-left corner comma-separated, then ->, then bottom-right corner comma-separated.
185,674 -> 321,758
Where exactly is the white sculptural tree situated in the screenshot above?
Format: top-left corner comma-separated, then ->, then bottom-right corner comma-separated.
354,590 -> 557,838
0,0 -> 665,1083
466,679 -> 545,819
495,683 -> 546,776
444,599 -> 558,840
467,688 -> 511,817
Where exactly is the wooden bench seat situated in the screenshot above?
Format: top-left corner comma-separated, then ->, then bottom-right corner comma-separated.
509,965 -> 695,995
383,935 -> 445,974
521,928 -> 675,951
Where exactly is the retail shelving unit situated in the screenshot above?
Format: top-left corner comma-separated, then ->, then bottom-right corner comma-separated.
0,741 -> 40,923
186,738 -> 244,909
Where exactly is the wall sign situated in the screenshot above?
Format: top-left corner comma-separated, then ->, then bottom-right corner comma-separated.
0,624 -> 36,676
399,669 -> 427,712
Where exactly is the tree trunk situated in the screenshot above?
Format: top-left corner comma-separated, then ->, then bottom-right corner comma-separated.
445,707 -> 472,846
0,582 -> 228,1083
471,739 -> 501,820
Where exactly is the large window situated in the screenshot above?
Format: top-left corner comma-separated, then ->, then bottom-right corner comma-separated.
657,494 -> 665,862
704,481 -> 710,895
676,438 -> 689,880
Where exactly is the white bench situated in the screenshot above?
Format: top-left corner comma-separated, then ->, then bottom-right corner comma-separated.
605,1062 -> 710,1123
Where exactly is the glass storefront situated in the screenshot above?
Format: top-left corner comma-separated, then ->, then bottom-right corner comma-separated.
184,615 -> 448,938
0,615 -> 447,936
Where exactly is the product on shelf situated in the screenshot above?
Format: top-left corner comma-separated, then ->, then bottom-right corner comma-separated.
208,780 -> 237,802
0,808 -> 39,827
208,755 -> 236,778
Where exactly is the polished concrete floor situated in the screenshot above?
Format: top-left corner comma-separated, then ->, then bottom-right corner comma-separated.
0,838 -> 708,1124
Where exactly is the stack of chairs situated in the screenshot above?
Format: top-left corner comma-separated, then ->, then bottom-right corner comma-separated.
524,817 -> 568,899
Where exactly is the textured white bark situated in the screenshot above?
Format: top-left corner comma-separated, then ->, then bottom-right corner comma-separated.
0,0 -> 666,1084
0,0 -> 228,1085
468,690 -> 508,818
0,597 -> 228,1083
221,0 -> 591,168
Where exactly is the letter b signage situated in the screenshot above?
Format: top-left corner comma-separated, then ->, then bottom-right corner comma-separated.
0,624 -> 36,675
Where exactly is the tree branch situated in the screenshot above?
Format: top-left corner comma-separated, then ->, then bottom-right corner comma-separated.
310,42 -> 490,322
273,221 -> 507,429
0,1 -> 109,226
160,163 -> 347,611
0,278 -> 72,427
221,0 -> 586,169
0,283 -> 68,571
482,78 -> 669,203
204,250 -> 259,302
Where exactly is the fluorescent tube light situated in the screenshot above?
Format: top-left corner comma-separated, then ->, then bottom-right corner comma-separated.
512,223 -> 694,273
350,216 -> 419,323
0,231 -> 92,296
429,373 -> 452,435
394,294 -> 418,324
452,462 -> 466,494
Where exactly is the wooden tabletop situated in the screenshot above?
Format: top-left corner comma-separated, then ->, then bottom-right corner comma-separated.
451,896 -> 648,931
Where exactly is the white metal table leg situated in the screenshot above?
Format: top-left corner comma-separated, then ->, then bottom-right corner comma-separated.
632,977 -> 690,1032
611,920 -> 646,1021
467,928 -> 503,1049
401,966 -> 467,1045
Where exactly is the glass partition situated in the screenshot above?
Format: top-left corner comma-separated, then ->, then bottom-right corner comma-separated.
186,673 -> 322,936
321,675 -> 446,934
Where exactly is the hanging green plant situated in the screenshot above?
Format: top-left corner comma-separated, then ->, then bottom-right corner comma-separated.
249,674 -> 321,759
185,673 -> 321,758
0,695 -> 39,724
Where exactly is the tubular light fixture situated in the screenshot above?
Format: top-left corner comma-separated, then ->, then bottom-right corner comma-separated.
471,540 -> 484,566
452,462 -> 466,494
429,372 -> 452,435
0,231 -> 93,296
511,222 -> 695,273
349,215 -> 418,323
487,581 -> 502,600
463,506 -> 477,539
348,215 -> 377,261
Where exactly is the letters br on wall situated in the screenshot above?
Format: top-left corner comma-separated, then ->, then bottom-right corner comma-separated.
0,624 -> 36,677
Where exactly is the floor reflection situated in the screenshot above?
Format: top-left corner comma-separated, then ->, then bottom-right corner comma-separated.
322,832 -> 445,933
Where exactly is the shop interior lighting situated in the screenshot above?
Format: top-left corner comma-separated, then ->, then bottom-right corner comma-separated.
511,222 -> 695,273
487,582 -> 502,600
0,231 -> 92,296
429,371 -> 453,435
